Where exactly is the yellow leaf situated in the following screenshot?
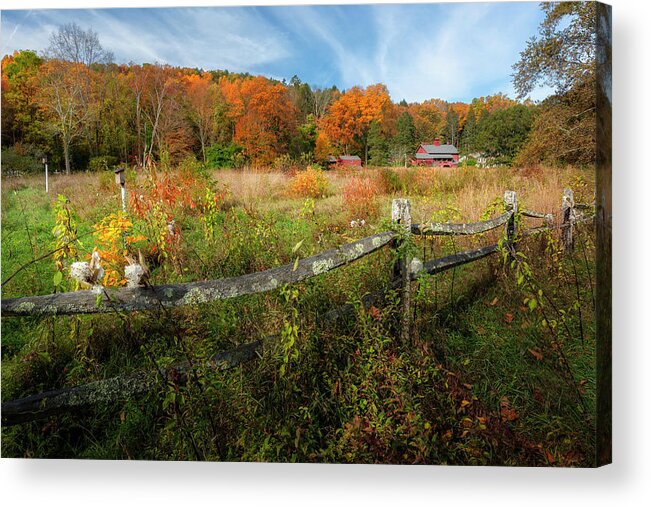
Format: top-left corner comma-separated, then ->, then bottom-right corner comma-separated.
292,239 -> 305,254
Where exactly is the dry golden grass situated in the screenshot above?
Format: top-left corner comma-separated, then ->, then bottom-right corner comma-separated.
2,164 -> 594,228
211,168 -> 290,208
2,172 -> 119,221
380,165 -> 591,225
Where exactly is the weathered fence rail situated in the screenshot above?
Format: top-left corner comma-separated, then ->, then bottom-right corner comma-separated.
1,232 -> 394,317
417,243 -> 500,277
1,188 -> 594,426
522,209 -> 554,223
1,332 -> 287,426
411,210 -> 512,236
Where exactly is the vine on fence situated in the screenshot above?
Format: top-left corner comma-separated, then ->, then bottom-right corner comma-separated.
480,197 -> 505,221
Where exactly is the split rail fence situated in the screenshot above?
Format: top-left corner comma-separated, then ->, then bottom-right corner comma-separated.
1,188 -> 594,426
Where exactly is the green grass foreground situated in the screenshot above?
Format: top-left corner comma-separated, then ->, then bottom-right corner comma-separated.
1,164 -> 596,465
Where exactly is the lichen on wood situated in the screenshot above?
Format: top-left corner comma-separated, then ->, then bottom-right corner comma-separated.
561,187 -> 576,253
2,231 -> 395,317
412,210 -> 512,236
522,209 -> 550,219
419,243 -> 499,277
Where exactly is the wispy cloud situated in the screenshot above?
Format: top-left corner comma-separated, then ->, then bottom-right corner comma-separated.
1,7 -> 291,71
1,3 -> 549,103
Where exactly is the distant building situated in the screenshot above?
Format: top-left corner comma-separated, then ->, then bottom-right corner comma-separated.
335,155 -> 362,167
411,139 -> 459,167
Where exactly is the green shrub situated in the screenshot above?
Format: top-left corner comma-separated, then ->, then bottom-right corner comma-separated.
88,155 -> 119,172
272,153 -> 295,173
177,155 -> 210,180
1,144 -> 43,174
206,143 -> 244,169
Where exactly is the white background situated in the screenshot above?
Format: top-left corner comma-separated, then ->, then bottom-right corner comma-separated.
1,0 -> 650,505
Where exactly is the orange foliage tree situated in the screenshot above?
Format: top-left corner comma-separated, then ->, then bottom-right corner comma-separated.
314,131 -> 335,162
408,100 -> 445,144
219,75 -> 298,166
1,50 -> 46,147
470,93 -> 517,118
448,102 -> 470,129
319,84 -> 393,157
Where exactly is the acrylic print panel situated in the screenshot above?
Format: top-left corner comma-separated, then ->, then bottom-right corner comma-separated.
0,1 -> 611,467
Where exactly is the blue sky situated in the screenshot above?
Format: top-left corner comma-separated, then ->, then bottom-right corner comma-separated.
1,2 -> 553,103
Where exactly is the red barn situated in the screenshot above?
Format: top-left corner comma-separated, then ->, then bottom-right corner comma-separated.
336,155 -> 362,167
411,139 -> 459,167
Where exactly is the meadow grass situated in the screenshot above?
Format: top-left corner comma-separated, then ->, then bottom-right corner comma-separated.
1,163 -> 596,464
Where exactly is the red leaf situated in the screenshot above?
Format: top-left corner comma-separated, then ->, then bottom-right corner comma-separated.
368,305 -> 381,320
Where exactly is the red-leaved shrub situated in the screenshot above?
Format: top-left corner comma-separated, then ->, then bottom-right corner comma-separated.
343,176 -> 381,220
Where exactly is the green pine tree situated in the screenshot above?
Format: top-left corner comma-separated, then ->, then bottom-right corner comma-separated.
460,107 -> 477,154
444,109 -> 459,147
367,120 -> 388,166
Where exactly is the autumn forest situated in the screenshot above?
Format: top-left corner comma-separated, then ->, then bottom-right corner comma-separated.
2,8 -> 595,176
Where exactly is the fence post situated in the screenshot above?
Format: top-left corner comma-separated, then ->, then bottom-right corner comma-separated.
562,188 -> 575,253
504,190 -> 518,258
392,198 -> 412,344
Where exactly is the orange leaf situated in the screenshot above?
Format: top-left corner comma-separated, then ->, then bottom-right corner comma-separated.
499,396 -> 518,422
545,449 -> 555,464
528,348 -> 544,361
504,313 -> 514,323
